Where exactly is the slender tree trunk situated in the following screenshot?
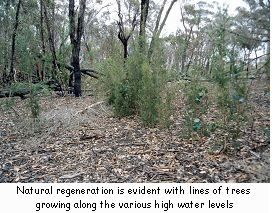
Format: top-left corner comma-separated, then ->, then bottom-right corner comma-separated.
2,0 -> 10,84
42,1 -> 58,76
148,0 -> 167,58
148,0 -> 177,59
185,51 -> 194,75
9,0 -> 22,84
181,53 -> 186,75
40,0 -> 46,81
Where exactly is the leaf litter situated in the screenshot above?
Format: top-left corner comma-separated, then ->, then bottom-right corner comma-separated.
0,81 -> 269,183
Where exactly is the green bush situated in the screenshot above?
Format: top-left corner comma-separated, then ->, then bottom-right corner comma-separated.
10,82 -> 49,120
99,41 -> 172,127
183,81 -> 209,138
138,62 -> 160,126
113,80 -> 134,117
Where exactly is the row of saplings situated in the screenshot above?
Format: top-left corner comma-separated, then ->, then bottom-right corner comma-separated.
100,51 -> 250,154
0,51 -> 249,154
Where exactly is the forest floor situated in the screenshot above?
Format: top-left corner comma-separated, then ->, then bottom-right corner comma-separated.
0,79 -> 270,183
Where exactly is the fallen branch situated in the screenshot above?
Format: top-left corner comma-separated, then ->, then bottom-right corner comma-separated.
81,70 -> 99,79
73,101 -> 105,116
57,62 -> 103,79
0,89 -> 29,99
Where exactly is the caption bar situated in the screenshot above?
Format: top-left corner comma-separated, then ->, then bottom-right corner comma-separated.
0,183 -> 269,212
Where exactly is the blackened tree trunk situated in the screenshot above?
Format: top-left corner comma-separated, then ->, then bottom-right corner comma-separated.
8,0 -> 22,84
69,0 -> 86,97
123,41 -> 128,59
116,0 -> 138,61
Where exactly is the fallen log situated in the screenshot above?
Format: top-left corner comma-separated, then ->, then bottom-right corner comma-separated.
0,89 -> 30,99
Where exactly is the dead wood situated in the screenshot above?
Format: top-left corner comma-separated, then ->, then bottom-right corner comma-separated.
73,101 -> 105,116
0,89 -> 29,99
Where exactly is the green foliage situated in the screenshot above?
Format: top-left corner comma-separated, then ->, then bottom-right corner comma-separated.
213,71 -> 229,88
193,118 -> 201,131
183,81 -> 208,138
204,122 -> 218,136
113,80 -> 134,117
11,82 -> 49,120
217,88 -> 230,108
187,82 -> 208,110
98,40 -> 172,127
98,56 -> 125,102
138,62 -> 160,126
158,87 -> 174,128
0,98 -> 16,112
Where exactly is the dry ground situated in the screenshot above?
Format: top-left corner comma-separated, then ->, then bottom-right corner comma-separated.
0,80 -> 270,182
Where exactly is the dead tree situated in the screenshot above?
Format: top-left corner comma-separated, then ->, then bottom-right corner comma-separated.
116,0 -> 139,60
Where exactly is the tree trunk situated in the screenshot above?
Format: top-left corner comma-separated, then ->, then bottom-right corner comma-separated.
181,53 -> 186,75
39,0 -> 46,81
123,41 -> 128,59
72,47 -> 82,96
42,1 -> 58,77
148,0 -> 177,59
69,0 -> 87,97
8,0 -> 22,84
2,0 -> 11,85
139,0 -> 149,53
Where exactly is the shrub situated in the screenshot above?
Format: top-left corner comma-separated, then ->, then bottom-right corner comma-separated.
10,82 -> 49,120
100,40 -> 172,127
183,80 -> 209,139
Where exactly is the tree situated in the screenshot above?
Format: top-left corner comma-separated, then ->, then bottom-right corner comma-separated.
42,0 -> 59,78
234,0 -> 270,77
8,0 -> 22,84
69,0 -> 87,97
139,0 -> 149,52
116,0 -> 139,60
179,1 -> 213,76
39,0 -> 46,81
148,0 -> 177,59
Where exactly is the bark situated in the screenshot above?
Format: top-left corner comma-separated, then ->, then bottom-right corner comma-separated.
8,0 -> 22,84
139,0 -> 149,52
69,0 -> 87,97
